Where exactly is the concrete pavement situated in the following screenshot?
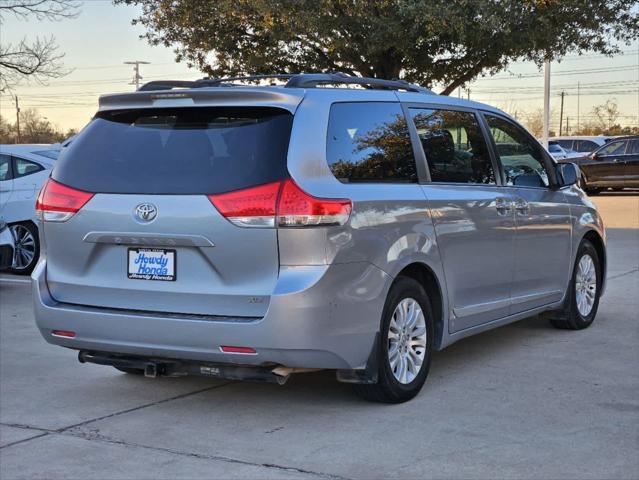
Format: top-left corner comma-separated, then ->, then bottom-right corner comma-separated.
1,195 -> 638,479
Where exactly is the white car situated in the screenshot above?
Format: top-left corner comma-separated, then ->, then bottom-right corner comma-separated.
0,144 -> 59,274
550,136 -> 615,155
546,141 -> 576,160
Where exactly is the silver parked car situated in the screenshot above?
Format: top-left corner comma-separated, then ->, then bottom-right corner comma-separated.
33,74 -> 606,403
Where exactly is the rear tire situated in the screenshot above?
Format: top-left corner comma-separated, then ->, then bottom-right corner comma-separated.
354,277 -> 434,403
114,366 -> 144,375
550,239 -> 601,330
8,222 -> 39,275
579,175 -> 601,196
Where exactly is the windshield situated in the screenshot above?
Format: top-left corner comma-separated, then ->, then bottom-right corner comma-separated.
52,107 -> 293,195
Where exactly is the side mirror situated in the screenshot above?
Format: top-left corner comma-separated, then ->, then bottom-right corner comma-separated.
558,162 -> 579,187
591,152 -> 599,160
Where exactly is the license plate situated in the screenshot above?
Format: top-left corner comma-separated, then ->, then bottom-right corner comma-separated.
127,248 -> 176,281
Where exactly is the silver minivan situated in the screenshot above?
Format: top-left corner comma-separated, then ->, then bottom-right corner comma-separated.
33,74 -> 606,403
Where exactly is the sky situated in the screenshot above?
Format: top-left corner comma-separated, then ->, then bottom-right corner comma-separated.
1,0 -> 638,134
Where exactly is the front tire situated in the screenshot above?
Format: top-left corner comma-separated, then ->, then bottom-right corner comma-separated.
8,222 -> 39,275
354,277 -> 434,403
550,239 -> 601,330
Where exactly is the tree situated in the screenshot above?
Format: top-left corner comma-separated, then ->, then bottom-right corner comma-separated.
18,108 -> 61,143
0,1 -> 80,91
0,110 -> 72,144
523,109 -> 545,138
0,115 -> 13,143
114,0 -> 639,94
521,108 -> 558,138
591,99 -> 621,132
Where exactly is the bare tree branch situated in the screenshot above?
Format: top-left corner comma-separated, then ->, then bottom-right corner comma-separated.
0,36 -> 70,90
0,1 -> 78,90
0,0 -> 81,22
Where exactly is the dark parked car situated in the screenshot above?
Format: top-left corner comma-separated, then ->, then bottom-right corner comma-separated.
560,135 -> 639,194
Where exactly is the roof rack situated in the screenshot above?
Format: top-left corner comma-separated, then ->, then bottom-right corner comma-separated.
138,73 -> 433,94
285,73 -> 432,93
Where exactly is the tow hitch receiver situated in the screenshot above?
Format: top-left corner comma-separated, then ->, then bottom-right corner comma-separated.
144,363 -> 159,378
78,351 -> 291,384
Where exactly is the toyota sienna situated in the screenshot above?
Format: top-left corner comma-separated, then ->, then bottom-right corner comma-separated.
33,73 -> 606,403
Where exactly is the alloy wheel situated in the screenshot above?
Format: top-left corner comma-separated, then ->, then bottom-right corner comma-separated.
575,254 -> 597,317
388,298 -> 427,384
10,225 -> 36,271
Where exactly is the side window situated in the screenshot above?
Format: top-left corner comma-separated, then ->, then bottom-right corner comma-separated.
14,158 -> 44,178
0,154 -> 11,181
557,140 -> 573,150
628,139 -> 639,155
408,108 -> 495,184
485,114 -> 550,188
326,103 -> 417,183
597,140 -> 627,156
576,140 -> 597,152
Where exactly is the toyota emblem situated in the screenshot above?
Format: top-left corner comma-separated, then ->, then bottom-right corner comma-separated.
134,203 -> 158,223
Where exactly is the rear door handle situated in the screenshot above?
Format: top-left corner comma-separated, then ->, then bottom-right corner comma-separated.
514,198 -> 529,215
495,197 -> 513,215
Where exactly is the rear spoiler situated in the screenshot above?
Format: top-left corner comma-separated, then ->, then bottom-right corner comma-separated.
98,87 -> 304,113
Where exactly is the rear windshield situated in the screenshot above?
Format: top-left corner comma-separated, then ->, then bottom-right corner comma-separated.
52,107 -> 293,194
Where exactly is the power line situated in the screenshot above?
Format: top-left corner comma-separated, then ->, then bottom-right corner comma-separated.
475,65 -> 637,82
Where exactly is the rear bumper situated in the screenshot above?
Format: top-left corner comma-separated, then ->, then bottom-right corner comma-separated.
32,259 -> 389,370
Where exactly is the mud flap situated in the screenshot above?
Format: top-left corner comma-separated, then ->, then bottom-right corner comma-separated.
335,333 -> 380,384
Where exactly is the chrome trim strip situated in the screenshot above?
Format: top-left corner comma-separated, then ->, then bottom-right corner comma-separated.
510,290 -> 563,305
453,298 -> 511,318
83,232 -> 215,247
454,290 -> 563,318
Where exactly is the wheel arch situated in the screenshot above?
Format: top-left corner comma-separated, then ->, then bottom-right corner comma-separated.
395,262 -> 445,350
582,229 -> 606,294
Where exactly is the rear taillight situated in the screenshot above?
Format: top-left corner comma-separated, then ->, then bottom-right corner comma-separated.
208,179 -> 351,228
36,178 -> 94,222
207,182 -> 280,227
277,179 -> 351,227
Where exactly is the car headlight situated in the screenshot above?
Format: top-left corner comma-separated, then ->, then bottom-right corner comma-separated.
0,220 -> 7,232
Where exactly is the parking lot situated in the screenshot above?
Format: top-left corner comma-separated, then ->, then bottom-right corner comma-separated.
1,193 -> 637,480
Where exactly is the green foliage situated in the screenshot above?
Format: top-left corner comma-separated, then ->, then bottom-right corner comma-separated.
114,0 -> 639,93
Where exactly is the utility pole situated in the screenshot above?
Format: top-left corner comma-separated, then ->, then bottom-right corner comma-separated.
566,116 -> 570,136
14,95 -> 21,144
577,82 -> 580,133
543,59 -> 551,149
124,60 -> 150,90
559,91 -> 565,136
466,88 -> 471,100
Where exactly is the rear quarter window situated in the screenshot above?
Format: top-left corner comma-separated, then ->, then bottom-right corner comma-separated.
14,158 -> 44,178
52,107 -> 293,195
326,102 -> 417,183
576,140 -> 598,152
